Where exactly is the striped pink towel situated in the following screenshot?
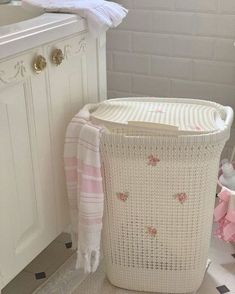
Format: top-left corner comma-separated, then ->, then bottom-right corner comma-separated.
64,104 -> 104,273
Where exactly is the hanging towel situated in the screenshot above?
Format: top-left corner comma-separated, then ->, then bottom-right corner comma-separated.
214,187 -> 235,243
22,0 -> 128,36
64,104 -> 105,273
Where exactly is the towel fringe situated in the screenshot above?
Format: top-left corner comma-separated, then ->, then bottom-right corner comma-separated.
75,248 -> 101,273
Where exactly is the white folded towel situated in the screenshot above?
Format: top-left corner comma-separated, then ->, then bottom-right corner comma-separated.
22,0 -> 128,36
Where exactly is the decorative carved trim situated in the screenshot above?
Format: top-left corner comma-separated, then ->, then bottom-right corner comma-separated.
14,61 -> 27,78
0,71 -> 9,83
64,44 -> 72,60
0,60 -> 27,84
63,37 -> 87,61
76,37 -> 87,54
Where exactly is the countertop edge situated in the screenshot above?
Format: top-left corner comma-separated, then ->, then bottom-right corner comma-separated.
0,13 -> 87,60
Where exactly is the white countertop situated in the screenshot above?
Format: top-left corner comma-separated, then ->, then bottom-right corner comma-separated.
0,1 -> 87,60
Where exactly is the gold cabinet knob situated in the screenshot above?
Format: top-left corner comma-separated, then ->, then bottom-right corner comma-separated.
33,55 -> 47,74
51,49 -> 64,66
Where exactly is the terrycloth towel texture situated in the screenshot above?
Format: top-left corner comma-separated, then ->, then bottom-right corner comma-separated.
22,0 -> 128,36
64,104 -> 105,273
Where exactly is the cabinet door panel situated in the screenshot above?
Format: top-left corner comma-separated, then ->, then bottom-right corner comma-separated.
0,76 -> 57,285
0,84 -> 37,243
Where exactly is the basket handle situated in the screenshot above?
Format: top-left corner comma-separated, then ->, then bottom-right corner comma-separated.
127,121 -> 179,131
127,121 -> 210,134
230,146 -> 235,163
222,107 -> 234,163
223,106 -> 234,128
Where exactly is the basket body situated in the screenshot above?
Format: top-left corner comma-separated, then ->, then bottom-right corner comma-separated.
101,135 -> 225,293
91,97 -> 233,293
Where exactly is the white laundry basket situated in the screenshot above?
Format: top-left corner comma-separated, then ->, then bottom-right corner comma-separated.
91,98 -> 234,294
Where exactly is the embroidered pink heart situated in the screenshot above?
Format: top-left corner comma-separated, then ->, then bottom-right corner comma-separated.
148,154 -> 160,166
116,192 -> 129,202
147,226 -> 157,236
175,192 -> 188,204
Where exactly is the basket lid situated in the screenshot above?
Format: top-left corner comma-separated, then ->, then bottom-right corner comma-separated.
91,98 -> 225,134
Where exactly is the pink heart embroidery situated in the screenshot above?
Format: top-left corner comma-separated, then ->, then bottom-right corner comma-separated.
175,192 -> 188,204
148,154 -> 160,166
116,192 -> 129,202
147,226 -> 157,236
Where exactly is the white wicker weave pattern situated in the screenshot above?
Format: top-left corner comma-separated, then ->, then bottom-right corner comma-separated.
95,98 -> 232,293
101,137 -> 225,293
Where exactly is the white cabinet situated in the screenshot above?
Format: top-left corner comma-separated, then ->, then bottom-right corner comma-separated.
0,32 -> 106,290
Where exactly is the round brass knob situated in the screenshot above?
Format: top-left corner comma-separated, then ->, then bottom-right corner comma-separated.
51,49 -> 64,66
33,55 -> 47,74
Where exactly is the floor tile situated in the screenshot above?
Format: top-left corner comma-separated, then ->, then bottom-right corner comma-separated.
208,260 -> 235,290
35,272 -> 47,280
54,232 -> 72,245
216,285 -> 230,294
3,232 -> 235,294
72,271 -> 117,294
2,271 -> 44,294
65,241 -> 73,249
24,240 -> 74,274
33,253 -> 88,294
2,235 -> 75,294
196,272 -> 219,294
210,234 -> 235,264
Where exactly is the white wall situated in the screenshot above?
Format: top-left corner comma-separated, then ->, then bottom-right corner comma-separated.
106,0 -> 235,148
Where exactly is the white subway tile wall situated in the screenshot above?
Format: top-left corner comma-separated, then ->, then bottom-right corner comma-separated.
106,0 -> 235,139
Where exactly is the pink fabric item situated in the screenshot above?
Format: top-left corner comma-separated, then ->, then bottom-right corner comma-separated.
214,187 -> 235,242
64,104 -> 105,273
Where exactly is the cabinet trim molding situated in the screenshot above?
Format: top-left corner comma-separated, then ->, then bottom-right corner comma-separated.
0,60 -> 27,84
63,37 -> 87,61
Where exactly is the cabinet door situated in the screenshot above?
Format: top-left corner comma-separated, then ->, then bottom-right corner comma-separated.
45,33 -> 90,232
0,51 -> 57,286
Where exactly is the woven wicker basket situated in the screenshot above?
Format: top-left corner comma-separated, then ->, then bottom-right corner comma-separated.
91,98 -> 233,294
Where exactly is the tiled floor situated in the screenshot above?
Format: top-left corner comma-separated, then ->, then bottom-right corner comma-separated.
2,231 -> 235,294
2,233 -> 75,294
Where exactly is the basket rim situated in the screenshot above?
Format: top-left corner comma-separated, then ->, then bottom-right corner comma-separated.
91,97 -> 233,141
